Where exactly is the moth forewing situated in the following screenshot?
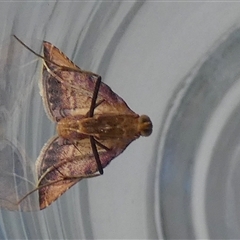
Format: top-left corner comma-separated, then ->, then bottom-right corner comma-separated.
43,41 -> 80,71
35,136 -> 119,209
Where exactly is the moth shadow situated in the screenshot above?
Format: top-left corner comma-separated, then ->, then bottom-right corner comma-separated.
0,138 -> 39,211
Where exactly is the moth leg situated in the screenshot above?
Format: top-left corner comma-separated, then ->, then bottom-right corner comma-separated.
62,172 -> 101,181
85,99 -> 105,117
37,164 -> 59,186
88,76 -> 102,117
37,159 -> 74,187
50,150 -> 102,179
60,65 -> 99,77
87,76 -> 104,174
95,99 -> 105,108
94,139 -> 111,151
52,165 -> 65,178
90,136 -> 103,174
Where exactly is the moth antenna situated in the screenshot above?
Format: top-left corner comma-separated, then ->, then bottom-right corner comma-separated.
13,35 -> 96,74
17,173 -> 100,207
14,35 -> 103,108
13,35 -> 46,60
13,35 -> 68,70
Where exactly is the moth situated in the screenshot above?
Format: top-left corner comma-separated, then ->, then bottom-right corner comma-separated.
13,35 -> 152,210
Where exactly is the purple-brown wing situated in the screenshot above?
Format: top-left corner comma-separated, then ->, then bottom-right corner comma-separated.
39,41 -> 136,122
35,135 -> 135,209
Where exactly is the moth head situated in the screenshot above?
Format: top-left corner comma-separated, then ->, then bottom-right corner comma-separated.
138,115 -> 152,137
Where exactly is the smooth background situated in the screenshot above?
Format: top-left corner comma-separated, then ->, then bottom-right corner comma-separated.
0,2 -> 240,239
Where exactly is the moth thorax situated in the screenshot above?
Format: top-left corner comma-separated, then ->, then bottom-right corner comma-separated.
138,115 -> 152,136
57,118 -> 85,140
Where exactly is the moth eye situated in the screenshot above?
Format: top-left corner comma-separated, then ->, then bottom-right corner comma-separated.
138,115 -> 152,137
